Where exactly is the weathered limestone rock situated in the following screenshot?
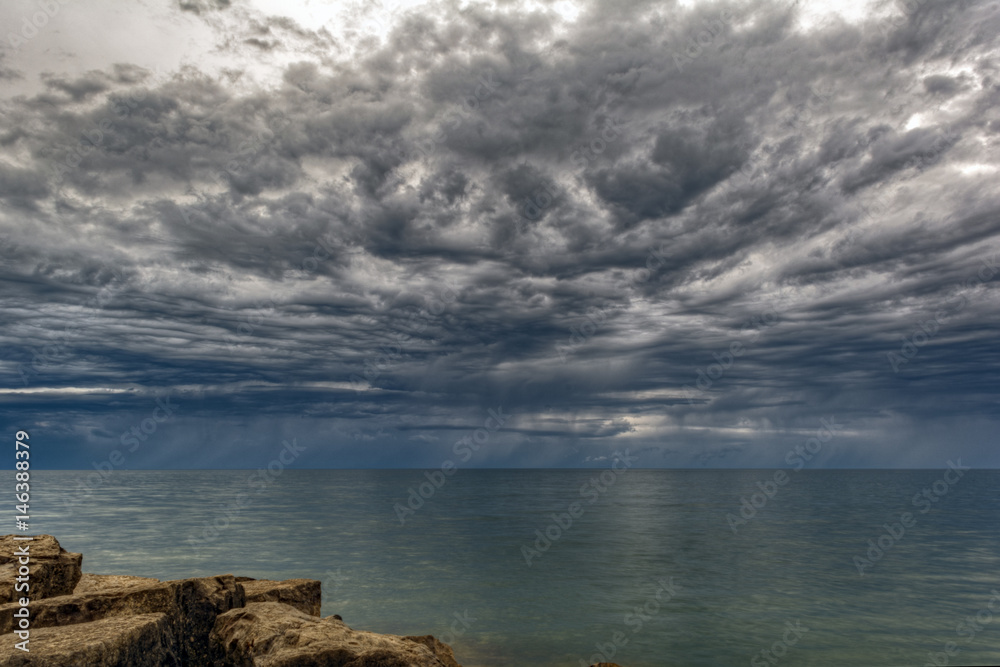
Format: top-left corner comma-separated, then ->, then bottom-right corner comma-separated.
0,574 -> 245,665
211,601 -> 463,667
0,536 -> 512,667
0,612 -> 179,666
402,634 -> 466,665
0,535 -> 82,602
235,577 -> 321,616
74,572 -> 161,594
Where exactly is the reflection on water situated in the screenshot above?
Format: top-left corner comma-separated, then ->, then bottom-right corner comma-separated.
20,469 -> 1000,666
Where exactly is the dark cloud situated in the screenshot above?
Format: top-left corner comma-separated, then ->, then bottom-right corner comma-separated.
1,0 -> 999,469
0,162 -> 50,202
41,71 -> 111,101
179,0 -> 232,14
0,52 -> 20,81
923,73 -> 964,95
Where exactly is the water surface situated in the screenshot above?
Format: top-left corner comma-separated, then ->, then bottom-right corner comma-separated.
20,469 -> 1000,666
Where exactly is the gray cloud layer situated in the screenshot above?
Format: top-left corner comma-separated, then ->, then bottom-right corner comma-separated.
1,0 -> 999,469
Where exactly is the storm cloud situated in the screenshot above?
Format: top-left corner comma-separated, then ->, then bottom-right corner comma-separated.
1,0 -> 998,469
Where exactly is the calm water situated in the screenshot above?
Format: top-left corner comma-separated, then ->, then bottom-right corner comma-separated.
16,469 -> 1000,666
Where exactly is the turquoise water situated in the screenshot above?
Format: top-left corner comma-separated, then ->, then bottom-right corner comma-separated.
19,469 -> 1000,666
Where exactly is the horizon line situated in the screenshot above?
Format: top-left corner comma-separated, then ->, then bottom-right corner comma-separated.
13,467 -> 998,472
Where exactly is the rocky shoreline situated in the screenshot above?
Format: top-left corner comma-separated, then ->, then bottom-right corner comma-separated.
1,536 -> 624,667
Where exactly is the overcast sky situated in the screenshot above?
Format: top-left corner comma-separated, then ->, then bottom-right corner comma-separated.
1,0 -> 998,469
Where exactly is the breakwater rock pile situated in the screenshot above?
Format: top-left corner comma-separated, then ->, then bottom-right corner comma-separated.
0,536 -> 624,667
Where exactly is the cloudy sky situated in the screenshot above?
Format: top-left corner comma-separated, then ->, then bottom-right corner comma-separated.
1,0 -> 998,469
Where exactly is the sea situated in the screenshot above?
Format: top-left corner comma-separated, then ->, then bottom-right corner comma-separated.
18,468 -> 1000,666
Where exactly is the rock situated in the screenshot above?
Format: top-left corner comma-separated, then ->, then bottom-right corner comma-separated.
0,612 -> 179,666
403,634 -> 465,665
0,535 -> 82,602
236,578 -> 321,616
211,601 -> 463,667
0,536 -> 471,667
74,573 -> 160,594
0,574 -> 244,666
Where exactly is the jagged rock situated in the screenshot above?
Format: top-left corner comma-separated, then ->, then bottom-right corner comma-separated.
0,535 -> 82,602
0,536 -> 478,667
211,601 -> 463,667
0,612 -> 179,666
0,574 -> 244,666
403,634 -> 465,664
74,572 -> 161,594
235,577 -> 321,616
